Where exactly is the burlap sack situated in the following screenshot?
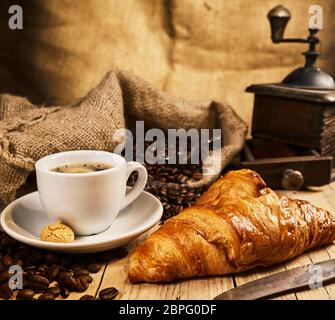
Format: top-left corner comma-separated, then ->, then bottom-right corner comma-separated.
0,71 -> 247,204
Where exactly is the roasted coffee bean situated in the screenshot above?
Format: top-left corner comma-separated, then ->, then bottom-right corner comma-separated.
48,265 -> 59,281
80,294 -> 94,300
45,286 -> 61,298
73,268 -> 89,277
168,189 -> 180,196
75,277 -> 89,292
160,189 -> 167,196
79,274 -> 93,284
27,275 -> 50,292
36,264 -> 49,276
180,176 -> 188,183
38,293 -> 55,300
59,275 -> 78,291
87,263 -> 101,273
16,288 -> 35,300
57,271 -> 73,281
128,156 -> 206,220
99,287 -> 119,300
0,283 -> 13,299
61,276 -> 77,291
60,286 -> 70,299
25,266 -> 37,275
171,168 -> 178,175
192,172 -> 203,180
2,255 -> 14,267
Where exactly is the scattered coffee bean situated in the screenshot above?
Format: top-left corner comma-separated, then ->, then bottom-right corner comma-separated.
87,263 -> 101,273
45,286 -> 61,298
80,294 -> 94,300
75,277 -> 89,292
36,264 -> 49,276
99,287 -> 119,300
16,288 -> 35,300
60,286 -> 70,299
48,265 -> 59,281
73,268 -> 90,277
192,172 -> 203,180
57,271 -> 73,281
59,275 -> 77,292
27,274 -> 50,293
38,293 -> 55,300
80,274 -> 93,284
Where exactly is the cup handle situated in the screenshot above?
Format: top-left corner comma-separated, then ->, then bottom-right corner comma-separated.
120,162 -> 148,210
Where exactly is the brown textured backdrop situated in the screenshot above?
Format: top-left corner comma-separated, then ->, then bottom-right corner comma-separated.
0,0 -> 334,128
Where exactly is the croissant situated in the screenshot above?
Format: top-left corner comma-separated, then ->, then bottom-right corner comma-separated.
128,169 -> 335,283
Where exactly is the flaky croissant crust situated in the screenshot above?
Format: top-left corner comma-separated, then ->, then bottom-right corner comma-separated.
128,169 -> 335,283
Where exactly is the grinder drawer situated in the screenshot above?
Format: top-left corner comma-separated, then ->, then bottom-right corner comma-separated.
237,138 -> 332,190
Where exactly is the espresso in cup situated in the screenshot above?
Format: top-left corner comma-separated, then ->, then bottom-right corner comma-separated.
51,162 -> 112,174
36,151 -> 148,235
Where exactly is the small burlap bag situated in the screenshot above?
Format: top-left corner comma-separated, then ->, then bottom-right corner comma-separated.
0,71 -> 247,205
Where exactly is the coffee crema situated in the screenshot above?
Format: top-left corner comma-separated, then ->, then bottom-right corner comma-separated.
51,162 -> 113,174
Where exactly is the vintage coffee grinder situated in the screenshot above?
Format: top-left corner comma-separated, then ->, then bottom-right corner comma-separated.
243,5 -> 335,190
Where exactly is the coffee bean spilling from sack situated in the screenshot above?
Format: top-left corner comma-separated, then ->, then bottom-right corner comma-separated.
0,231 -> 125,300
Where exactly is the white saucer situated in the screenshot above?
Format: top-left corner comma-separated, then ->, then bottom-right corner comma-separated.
0,189 -> 163,253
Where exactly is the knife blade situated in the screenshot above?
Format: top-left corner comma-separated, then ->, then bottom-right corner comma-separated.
213,259 -> 335,300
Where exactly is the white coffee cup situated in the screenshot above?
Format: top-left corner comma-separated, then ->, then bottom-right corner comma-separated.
35,150 -> 147,236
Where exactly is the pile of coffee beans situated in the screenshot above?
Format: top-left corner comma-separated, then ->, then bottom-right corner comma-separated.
129,162 -> 207,221
146,164 -> 206,220
0,231 -> 126,300
126,140 -> 210,220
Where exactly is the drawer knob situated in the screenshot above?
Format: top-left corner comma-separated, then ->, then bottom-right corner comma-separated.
282,169 -> 304,190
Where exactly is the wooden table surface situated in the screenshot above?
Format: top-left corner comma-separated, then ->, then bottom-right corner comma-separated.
2,183 -> 335,300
